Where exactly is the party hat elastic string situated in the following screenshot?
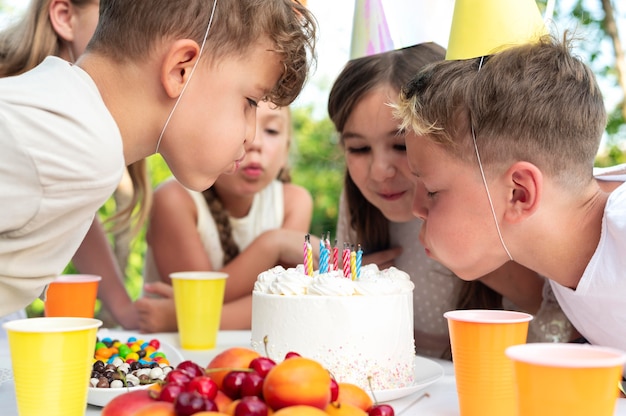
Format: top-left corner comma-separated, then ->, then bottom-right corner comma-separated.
470,56 -> 513,261
155,0 -> 218,154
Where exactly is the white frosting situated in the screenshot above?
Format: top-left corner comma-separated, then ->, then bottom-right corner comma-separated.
251,264 -> 416,390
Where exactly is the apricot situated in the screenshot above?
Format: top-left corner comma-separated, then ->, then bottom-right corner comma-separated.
272,405 -> 328,416
325,402 -> 368,416
336,382 -> 374,411
214,389 -> 233,413
263,357 -> 331,410
206,347 -> 261,390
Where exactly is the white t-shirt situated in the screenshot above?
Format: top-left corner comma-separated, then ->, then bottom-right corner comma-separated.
144,180 -> 285,282
0,57 -> 124,316
550,164 -> 626,351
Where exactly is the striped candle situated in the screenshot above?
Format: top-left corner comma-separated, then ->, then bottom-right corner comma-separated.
303,234 -> 308,276
306,241 -> 313,277
332,240 -> 339,272
342,244 -> 351,279
319,240 -> 328,274
350,248 -> 357,281
356,244 -> 363,279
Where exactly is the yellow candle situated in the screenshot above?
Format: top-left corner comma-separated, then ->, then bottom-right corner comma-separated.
350,250 -> 357,281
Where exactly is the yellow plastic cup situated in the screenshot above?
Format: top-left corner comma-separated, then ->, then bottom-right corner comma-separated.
506,343 -> 626,416
3,317 -> 102,416
170,271 -> 228,350
44,274 -> 101,318
444,309 -> 532,416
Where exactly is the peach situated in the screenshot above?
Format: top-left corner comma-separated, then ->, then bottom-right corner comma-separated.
272,405 -> 328,416
336,382 -> 373,411
325,402 -> 368,416
192,413 -> 230,416
263,357 -> 331,410
206,347 -> 261,390
134,401 -> 176,416
102,389 -> 160,416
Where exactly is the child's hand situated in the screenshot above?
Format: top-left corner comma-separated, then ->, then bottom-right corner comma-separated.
134,282 -> 178,333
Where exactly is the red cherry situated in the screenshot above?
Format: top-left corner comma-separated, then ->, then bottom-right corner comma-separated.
368,404 -> 395,416
284,351 -> 301,359
176,360 -> 205,378
174,391 -> 217,416
165,369 -> 192,386
240,371 -> 265,398
329,377 -> 339,402
221,370 -> 248,400
248,356 -> 276,378
185,375 -> 219,400
235,396 -> 269,416
158,383 -> 184,403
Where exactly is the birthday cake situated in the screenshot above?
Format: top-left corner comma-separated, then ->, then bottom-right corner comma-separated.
251,263 -> 416,390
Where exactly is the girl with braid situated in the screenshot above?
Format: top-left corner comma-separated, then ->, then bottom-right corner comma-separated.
136,102 -> 314,332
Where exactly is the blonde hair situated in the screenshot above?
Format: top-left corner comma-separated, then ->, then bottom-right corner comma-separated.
0,0 -> 150,235
396,34 -> 606,189
89,0 -> 317,106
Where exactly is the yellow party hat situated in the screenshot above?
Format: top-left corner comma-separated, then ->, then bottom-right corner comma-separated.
446,0 -> 547,60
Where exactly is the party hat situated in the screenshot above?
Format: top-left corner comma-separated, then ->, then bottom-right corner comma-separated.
446,0 -> 547,60
350,0 -> 394,59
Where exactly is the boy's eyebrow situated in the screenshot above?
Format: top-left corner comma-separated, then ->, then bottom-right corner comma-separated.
342,128 -> 403,141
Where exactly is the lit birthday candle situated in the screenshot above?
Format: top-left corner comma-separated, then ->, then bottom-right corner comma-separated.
332,239 -> 339,272
350,245 -> 357,281
342,243 -> 351,279
356,244 -> 363,279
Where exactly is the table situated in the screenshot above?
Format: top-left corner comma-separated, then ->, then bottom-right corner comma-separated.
1,330 -> 625,415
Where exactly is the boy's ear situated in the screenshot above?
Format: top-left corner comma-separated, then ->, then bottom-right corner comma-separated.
161,40 -> 201,99
49,0 -> 74,42
503,161 -> 542,224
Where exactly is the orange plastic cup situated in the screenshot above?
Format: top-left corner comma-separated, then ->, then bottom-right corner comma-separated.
444,309 -> 532,416
506,343 -> 626,416
44,274 -> 101,318
170,271 -> 228,350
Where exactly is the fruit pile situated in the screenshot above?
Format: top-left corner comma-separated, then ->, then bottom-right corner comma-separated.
101,347 -> 395,416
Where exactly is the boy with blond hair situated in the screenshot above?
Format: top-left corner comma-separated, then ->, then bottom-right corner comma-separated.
0,0 -> 316,317
395,35 -> 626,351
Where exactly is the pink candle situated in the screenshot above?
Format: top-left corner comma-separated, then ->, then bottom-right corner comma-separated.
342,244 -> 351,279
332,242 -> 339,273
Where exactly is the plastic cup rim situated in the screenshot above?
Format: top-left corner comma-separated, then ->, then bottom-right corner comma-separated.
444,309 -> 533,323
52,274 -> 102,283
2,317 -> 102,333
506,343 -> 626,368
170,271 -> 229,281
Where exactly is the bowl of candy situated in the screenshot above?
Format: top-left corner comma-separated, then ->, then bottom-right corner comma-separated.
87,331 -> 184,407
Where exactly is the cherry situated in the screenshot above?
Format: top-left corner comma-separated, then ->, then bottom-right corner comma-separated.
174,391 -> 217,416
248,356 -> 276,378
235,396 -> 269,416
185,375 -> 218,400
221,370 -> 248,400
284,351 -> 301,359
329,377 -> 339,402
368,404 -> 395,416
176,360 -> 205,378
165,369 -> 192,386
158,383 -> 184,403
240,371 -> 265,398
